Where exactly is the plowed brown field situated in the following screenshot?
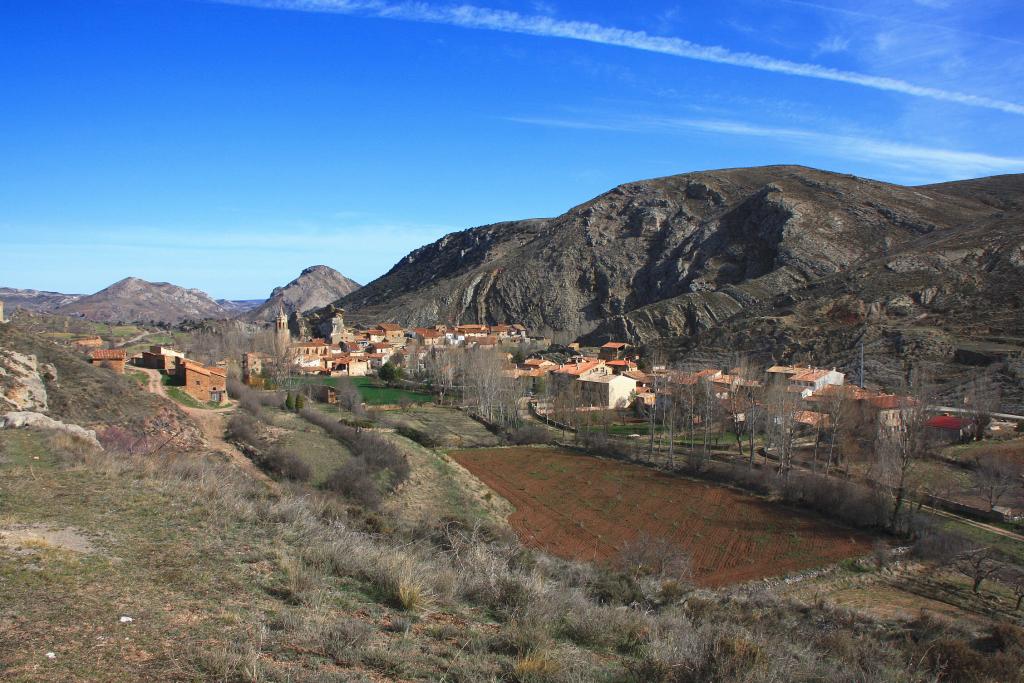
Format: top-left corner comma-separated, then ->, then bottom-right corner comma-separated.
450,447 -> 871,586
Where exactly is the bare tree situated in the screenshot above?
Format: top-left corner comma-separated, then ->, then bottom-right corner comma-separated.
617,533 -> 692,581
764,381 -> 800,476
815,387 -> 847,479
964,370 -> 1001,441
955,545 -> 1000,594
1001,566 -> 1024,611
973,453 -> 1023,511
876,367 -> 933,533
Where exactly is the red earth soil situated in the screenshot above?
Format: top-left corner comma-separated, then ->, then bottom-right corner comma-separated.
450,447 -> 871,587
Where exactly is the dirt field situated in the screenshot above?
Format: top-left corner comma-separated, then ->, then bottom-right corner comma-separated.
450,446 -> 871,587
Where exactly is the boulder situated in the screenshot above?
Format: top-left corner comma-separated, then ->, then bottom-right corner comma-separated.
0,411 -> 102,449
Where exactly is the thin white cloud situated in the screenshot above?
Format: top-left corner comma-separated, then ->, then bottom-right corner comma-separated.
208,0 -> 1024,116
506,114 -> 1024,179
815,35 -> 850,55
777,0 -> 1024,48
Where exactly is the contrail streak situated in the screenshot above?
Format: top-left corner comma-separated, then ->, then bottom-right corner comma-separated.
207,0 -> 1024,116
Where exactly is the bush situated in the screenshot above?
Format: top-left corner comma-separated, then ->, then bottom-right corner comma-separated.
324,459 -> 383,509
227,412 -> 262,446
509,424 -> 554,445
300,407 -> 410,491
262,445 -> 312,482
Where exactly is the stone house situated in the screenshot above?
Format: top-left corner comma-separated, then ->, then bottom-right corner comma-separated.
370,323 -> 405,344
599,342 -> 630,361
140,345 -> 184,371
90,348 -> 127,374
414,327 -> 444,346
331,356 -> 369,377
176,358 -> 227,404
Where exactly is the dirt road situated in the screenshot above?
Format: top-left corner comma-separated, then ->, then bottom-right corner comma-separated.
135,367 -> 276,487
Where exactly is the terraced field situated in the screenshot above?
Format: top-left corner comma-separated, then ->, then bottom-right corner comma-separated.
450,447 -> 871,586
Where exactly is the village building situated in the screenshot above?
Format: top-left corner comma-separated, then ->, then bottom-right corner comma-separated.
71,335 -> 105,350
605,359 -> 639,374
519,357 -> 556,373
175,358 -> 227,404
577,372 -> 638,409
366,323 -> 405,344
551,356 -> 606,391
599,341 -> 630,361
140,344 -> 184,371
290,339 -> 331,358
331,356 -> 369,377
926,415 -> 974,444
90,348 -> 127,374
367,342 -> 395,363
362,329 -> 386,344
414,327 -> 444,346
456,324 -> 488,338
766,364 -> 844,397
242,351 -> 273,384
275,309 -> 290,350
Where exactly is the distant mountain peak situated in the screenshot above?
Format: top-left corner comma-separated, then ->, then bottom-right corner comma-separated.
54,277 -> 229,324
247,265 -> 361,321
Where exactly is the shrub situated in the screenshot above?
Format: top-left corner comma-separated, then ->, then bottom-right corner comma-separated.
324,459 -> 383,509
262,445 -> 312,482
509,424 -> 554,445
226,412 -> 262,446
588,569 -> 644,606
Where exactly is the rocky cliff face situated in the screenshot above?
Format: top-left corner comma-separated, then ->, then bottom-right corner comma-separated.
247,265 -> 360,321
339,166 -> 1023,337
55,277 -> 230,324
333,166 -> 1024,402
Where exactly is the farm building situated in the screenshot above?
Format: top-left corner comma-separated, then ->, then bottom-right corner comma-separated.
89,348 -> 127,374
175,358 -> 227,404
140,345 -> 184,371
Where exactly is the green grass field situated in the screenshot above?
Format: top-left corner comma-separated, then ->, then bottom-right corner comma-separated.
351,377 -> 433,405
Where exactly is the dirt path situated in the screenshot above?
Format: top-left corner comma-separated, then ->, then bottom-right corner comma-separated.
135,367 -> 276,487
921,505 -> 1024,543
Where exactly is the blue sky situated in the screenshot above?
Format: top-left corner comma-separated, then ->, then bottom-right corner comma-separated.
2,0 -> 1022,299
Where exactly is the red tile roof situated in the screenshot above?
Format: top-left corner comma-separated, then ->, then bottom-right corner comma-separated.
90,349 -> 126,360
927,415 -> 968,430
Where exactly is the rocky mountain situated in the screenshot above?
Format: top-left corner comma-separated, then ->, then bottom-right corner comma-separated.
247,265 -> 360,320
335,165 -> 1024,400
0,287 -> 83,312
55,277 -> 231,324
217,299 -> 265,316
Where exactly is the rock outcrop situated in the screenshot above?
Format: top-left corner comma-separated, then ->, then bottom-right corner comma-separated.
0,411 -> 101,449
247,265 -> 361,321
0,349 -> 53,412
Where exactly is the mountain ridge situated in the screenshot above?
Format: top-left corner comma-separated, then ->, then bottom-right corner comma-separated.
331,165 -> 1024,396
54,277 -> 231,324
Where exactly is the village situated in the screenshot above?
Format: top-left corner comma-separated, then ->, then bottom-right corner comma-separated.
53,300 -> 1018,523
